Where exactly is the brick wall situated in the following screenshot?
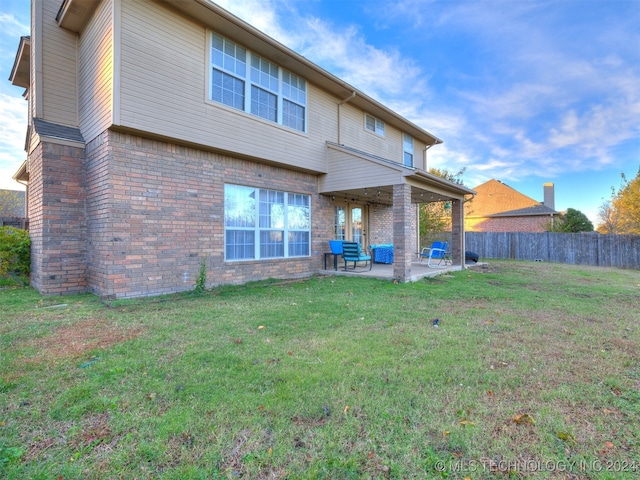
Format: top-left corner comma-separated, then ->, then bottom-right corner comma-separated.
369,203 -> 418,251
468,216 -> 552,232
28,128 -> 428,298
368,204 -> 393,245
28,141 -> 87,294
84,130 -> 334,298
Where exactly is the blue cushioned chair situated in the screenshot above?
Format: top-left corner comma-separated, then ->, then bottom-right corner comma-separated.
341,242 -> 372,271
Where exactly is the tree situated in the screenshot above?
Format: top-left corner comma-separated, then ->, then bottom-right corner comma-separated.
610,168 -> 640,234
596,199 -> 620,234
548,208 -> 594,233
0,190 -> 24,217
428,167 -> 466,186
418,168 -> 467,245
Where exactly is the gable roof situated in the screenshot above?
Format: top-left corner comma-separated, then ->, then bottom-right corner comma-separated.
468,179 -> 547,217
467,179 -> 560,220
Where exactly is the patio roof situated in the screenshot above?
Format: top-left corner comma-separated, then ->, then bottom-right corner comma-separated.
319,142 -> 476,206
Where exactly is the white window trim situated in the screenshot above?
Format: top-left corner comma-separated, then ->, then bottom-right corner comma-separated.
209,31 -> 307,133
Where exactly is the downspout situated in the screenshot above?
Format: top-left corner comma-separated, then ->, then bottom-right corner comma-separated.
337,91 -> 356,145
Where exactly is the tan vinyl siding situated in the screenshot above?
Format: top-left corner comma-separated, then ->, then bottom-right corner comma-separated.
339,103 -> 404,164
414,140 -> 428,170
79,0 -> 114,142
118,0 -> 332,173
41,0 -> 78,126
322,146 -> 403,192
30,1 -> 39,122
308,86 -> 339,147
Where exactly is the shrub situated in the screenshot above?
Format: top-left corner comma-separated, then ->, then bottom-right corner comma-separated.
0,227 -> 31,277
193,258 -> 207,294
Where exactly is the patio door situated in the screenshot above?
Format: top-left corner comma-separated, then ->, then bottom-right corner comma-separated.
334,205 -> 367,246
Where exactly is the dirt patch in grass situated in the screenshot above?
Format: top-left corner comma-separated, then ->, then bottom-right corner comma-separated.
25,319 -> 144,362
22,412 -> 118,464
466,263 -> 503,274
218,428 -> 286,479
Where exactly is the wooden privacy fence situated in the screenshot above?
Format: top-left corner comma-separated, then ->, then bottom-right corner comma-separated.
465,232 -> 640,269
1,217 -> 29,230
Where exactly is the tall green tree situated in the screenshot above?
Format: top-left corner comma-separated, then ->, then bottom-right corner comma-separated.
548,208 -> 594,232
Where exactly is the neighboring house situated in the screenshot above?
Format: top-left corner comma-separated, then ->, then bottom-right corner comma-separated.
0,189 -> 26,218
10,0 -> 474,298
465,179 -> 559,232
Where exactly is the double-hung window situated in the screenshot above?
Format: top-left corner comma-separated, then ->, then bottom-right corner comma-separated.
403,133 -> 414,167
250,56 -> 278,122
365,113 -> 385,136
211,34 -> 246,110
282,71 -> 306,131
225,184 -> 311,260
211,32 -> 307,132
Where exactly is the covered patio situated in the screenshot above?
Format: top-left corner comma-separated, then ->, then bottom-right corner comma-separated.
319,142 -> 476,283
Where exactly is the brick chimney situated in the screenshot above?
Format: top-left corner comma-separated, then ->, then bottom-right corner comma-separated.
543,182 -> 555,210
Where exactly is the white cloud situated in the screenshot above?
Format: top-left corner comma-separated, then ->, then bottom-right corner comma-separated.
212,0 -> 301,49
0,93 -> 28,190
218,0 -> 431,104
0,12 -> 29,37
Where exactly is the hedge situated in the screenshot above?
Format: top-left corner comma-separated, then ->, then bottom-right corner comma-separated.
0,227 -> 30,277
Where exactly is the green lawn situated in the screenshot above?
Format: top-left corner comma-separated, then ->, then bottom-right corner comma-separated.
1,261 -> 638,479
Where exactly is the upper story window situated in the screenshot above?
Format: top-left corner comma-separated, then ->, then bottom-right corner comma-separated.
403,133 -> 414,167
211,32 -> 307,132
365,114 -> 385,137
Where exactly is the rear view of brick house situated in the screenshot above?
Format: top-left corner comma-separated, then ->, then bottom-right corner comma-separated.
10,0 -> 473,298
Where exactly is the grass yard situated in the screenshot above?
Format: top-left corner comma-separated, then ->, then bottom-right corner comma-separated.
0,260 -> 638,479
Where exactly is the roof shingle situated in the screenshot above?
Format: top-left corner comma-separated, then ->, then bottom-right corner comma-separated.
32,118 -> 84,144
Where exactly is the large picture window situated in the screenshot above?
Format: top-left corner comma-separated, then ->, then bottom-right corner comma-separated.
211,32 -> 307,132
225,184 -> 311,260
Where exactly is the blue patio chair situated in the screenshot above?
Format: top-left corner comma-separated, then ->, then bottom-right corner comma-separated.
341,242 -> 372,271
325,239 -> 344,270
419,241 -> 450,268
329,240 -> 343,255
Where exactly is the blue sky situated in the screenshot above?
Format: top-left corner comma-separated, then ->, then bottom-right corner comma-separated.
1,0 -> 639,226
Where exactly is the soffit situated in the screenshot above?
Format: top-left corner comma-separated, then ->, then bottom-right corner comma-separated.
13,160 -> 29,183
9,36 -> 30,89
56,0 -> 102,33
